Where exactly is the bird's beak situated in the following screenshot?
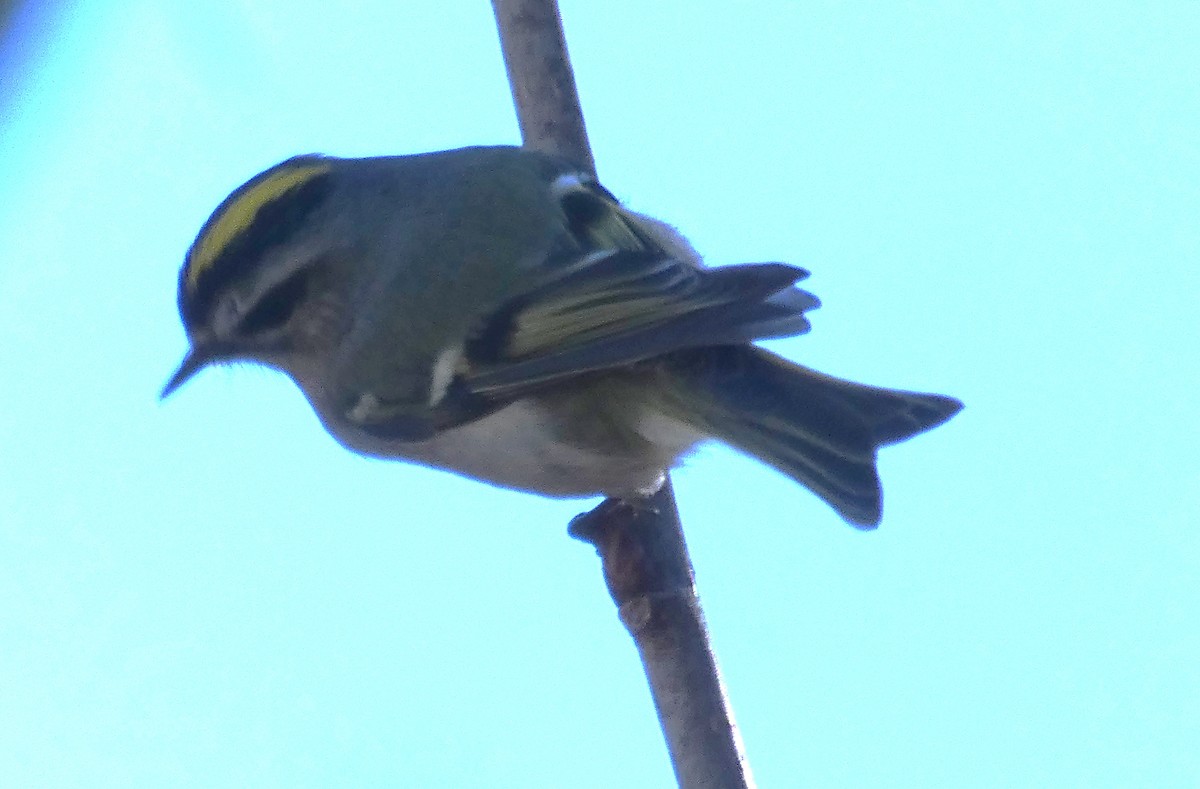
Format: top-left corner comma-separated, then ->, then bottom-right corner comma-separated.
160,344 -> 220,400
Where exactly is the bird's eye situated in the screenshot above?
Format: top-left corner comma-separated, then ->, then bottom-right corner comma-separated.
239,270 -> 309,334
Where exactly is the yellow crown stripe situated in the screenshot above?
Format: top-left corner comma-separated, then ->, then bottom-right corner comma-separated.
186,161 -> 333,292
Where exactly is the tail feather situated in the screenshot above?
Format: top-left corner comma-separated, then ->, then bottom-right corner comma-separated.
663,346 -> 962,528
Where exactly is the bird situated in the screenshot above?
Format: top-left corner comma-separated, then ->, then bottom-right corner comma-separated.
163,145 -> 961,527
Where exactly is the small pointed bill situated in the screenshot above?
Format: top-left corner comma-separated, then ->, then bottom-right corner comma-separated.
160,347 -> 211,400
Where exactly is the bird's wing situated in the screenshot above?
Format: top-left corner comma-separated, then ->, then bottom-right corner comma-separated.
456,171 -> 818,394
343,169 -> 819,437
463,248 -> 818,394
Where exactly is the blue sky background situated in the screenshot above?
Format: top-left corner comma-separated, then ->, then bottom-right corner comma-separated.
1,2 -> 1196,786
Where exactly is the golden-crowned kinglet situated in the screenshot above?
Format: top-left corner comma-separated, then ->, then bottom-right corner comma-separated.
163,146 -> 961,527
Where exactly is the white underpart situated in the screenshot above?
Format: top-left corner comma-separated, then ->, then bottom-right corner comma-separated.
412,400 -> 653,496
635,411 -> 702,451
428,343 -> 462,406
320,395 -> 702,499
633,412 -> 703,495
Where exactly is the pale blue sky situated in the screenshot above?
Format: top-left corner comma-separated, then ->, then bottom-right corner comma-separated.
1,2 -> 1197,787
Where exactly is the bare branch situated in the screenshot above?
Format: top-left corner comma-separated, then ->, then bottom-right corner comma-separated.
490,0 -> 596,175
568,483 -> 755,788
492,3 -> 755,786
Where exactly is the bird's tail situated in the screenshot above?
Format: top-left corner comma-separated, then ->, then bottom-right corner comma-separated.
660,346 -> 962,527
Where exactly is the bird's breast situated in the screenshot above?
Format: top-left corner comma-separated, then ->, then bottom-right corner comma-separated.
321,395 -> 700,499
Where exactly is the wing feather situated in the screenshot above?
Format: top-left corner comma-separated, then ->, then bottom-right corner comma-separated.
465,249 -> 818,394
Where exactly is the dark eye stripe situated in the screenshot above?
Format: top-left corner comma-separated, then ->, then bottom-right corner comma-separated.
179,164 -> 334,330
239,269 -> 310,334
